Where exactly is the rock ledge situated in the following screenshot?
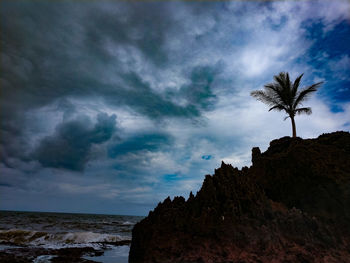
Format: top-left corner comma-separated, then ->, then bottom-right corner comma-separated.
130,131 -> 350,263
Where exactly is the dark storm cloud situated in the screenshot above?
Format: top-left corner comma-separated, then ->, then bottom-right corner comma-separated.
179,65 -> 220,110
33,113 -> 116,171
83,2 -> 171,66
0,183 -> 12,188
108,133 -> 172,158
0,1 -> 216,116
103,72 -> 201,119
0,1 -> 220,167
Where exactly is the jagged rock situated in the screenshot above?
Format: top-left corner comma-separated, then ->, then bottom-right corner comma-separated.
129,131 -> 350,263
251,147 -> 261,165
250,131 -> 350,225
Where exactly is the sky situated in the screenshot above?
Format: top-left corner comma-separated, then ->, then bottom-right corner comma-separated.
1,0 -> 349,216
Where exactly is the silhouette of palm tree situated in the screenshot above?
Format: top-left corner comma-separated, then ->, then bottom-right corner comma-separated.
251,72 -> 323,137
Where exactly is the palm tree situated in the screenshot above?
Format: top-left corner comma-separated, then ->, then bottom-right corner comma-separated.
251,72 -> 323,138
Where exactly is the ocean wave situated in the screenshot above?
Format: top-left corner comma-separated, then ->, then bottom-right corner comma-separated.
0,229 -> 131,248
121,221 -> 134,225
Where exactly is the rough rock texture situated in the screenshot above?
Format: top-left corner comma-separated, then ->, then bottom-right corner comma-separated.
129,131 -> 350,263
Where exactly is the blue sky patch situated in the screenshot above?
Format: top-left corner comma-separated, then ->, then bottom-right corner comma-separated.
201,155 -> 212,160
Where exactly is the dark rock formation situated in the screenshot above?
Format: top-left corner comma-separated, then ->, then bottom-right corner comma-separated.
129,131 -> 350,263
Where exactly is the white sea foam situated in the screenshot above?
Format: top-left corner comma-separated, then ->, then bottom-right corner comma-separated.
84,245 -> 129,263
33,255 -> 56,263
0,229 -> 131,248
122,221 -> 134,225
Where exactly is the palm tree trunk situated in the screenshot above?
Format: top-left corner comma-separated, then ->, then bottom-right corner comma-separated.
290,116 -> 296,138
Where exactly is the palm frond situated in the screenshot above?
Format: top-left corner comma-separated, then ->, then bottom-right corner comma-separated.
292,73 -> 304,98
268,104 -> 287,112
295,107 -> 312,115
250,90 -> 279,106
264,83 -> 278,92
264,83 -> 289,107
273,72 -> 288,91
271,72 -> 295,107
286,72 -> 291,91
293,82 -> 323,108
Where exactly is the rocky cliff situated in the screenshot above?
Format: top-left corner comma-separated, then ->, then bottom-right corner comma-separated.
129,131 -> 350,263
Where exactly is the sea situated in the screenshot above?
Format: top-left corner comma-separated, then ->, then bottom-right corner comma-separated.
0,210 -> 144,263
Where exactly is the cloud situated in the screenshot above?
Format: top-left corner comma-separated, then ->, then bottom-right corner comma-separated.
108,133 -> 172,158
33,113 -> 116,171
328,55 -> 350,81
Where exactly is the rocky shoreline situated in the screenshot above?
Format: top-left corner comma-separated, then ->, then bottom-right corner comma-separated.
0,246 -> 102,263
129,131 -> 350,263
0,239 -> 131,263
